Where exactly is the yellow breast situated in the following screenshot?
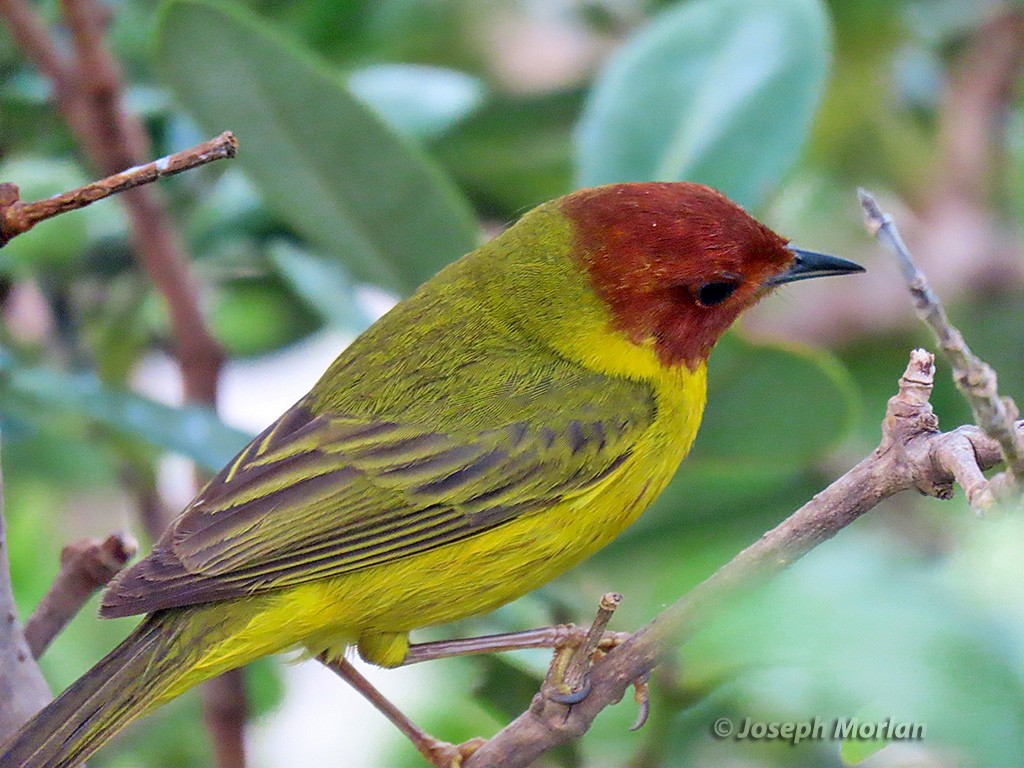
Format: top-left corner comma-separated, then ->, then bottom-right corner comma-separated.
200,340 -> 708,671
303,361 -> 704,649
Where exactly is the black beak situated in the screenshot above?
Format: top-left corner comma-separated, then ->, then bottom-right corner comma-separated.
765,246 -> 865,286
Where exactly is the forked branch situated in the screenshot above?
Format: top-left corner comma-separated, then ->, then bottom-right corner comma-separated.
461,191 -> 1022,766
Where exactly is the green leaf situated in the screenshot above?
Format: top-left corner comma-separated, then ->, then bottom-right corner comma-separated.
157,0 -> 479,294
245,657 -> 285,718
575,0 -> 831,209
691,333 -> 859,468
209,274 -> 322,358
674,532 -> 1024,768
348,63 -> 487,142
430,89 -> 582,215
615,334 -> 857,536
269,240 -> 373,332
838,703 -> 893,764
0,351 -> 252,473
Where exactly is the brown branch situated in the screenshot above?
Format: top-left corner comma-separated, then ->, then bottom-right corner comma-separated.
0,1 -> 246,763
0,440 -> 52,744
860,189 -> 1024,498
0,0 -> 227,407
0,0 -> 74,100
22,534 -> 137,660
203,670 -> 248,768
54,0 -> 227,402
463,350 -> 1017,767
0,452 -> 134,747
0,132 -> 237,247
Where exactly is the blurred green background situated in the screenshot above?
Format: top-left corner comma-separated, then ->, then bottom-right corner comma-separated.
2,0 -> 1024,766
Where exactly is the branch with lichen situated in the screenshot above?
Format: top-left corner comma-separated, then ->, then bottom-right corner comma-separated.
859,189 -> 1024,508
0,493 -> 136,746
0,132 -> 237,247
0,526 -> 135,740
0,442 -> 51,745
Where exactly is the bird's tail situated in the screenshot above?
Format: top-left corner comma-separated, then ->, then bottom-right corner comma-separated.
0,607 -> 248,768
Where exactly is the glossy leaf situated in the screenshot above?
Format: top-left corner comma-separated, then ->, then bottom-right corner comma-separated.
692,333 -> 858,466
210,275 -> 322,357
620,334 -> 858,537
430,89 -> 582,215
0,351 -> 252,473
157,0 -> 479,293
348,63 -> 487,142
269,240 -> 374,332
575,0 -> 831,209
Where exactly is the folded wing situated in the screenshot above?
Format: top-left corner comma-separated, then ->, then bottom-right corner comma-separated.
102,390 -> 653,617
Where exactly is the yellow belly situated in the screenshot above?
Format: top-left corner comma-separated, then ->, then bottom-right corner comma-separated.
193,360 -> 707,672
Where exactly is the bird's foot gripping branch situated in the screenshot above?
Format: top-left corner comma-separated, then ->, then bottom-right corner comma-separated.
459,348 -> 1023,768
454,193 -> 1024,768
0,157 -> 1018,768
538,592 -> 651,731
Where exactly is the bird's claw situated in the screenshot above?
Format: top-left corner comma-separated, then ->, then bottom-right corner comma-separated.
544,631 -> 652,730
547,671 -> 592,704
420,736 -> 487,768
541,593 -> 651,728
629,672 -> 651,731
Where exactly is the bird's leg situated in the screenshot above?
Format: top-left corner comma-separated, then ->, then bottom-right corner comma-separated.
401,624 -> 626,664
403,592 -> 651,728
319,654 -> 485,768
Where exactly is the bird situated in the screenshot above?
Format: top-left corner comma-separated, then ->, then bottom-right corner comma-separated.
0,181 -> 863,768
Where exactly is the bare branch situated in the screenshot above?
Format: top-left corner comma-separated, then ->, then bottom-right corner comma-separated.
0,0 -> 227,407
0,132 -> 237,247
23,534 -> 137,660
463,349 -> 1019,767
0,0 -> 73,90
860,189 -> 1024,500
203,670 -> 249,768
0,1 -> 246,762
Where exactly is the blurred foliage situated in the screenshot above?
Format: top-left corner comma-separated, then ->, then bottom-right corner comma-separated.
157,0 -> 480,293
1,0 -> 1023,767
576,0 -> 831,209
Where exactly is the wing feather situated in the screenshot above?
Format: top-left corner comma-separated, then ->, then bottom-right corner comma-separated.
101,390 -> 654,617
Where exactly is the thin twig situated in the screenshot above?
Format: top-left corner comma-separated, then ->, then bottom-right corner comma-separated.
0,1 -> 245,763
463,350 -> 1020,767
555,592 -> 621,700
859,189 -> 1024,496
0,132 -> 237,247
0,0 -> 227,406
23,534 -> 137,660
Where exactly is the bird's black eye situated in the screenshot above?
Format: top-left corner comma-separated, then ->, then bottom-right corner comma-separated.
695,279 -> 739,307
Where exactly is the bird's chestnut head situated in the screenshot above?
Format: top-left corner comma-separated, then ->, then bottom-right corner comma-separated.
561,182 -> 862,369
